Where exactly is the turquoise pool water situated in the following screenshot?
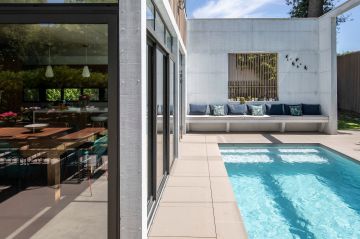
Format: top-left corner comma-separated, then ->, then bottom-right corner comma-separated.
220,145 -> 360,239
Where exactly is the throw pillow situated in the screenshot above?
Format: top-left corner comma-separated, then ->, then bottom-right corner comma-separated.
228,104 -> 248,115
289,105 -> 303,116
302,104 -> 321,115
189,104 -> 208,115
252,105 -> 264,116
213,105 -> 225,116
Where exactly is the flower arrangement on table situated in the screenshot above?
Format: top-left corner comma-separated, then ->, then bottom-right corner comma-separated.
0,111 -> 17,126
0,111 -> 17,122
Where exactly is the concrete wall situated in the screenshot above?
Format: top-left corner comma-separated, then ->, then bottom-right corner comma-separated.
319,17 -> 338,134
119,0 -> 147,238
187,18 -> 320,105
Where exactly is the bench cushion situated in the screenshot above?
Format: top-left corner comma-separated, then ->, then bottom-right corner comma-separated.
227,104 -> 248,115
266,104 -> 284,115
186,115 -> 329,123
189,104 -> 208,115
302,104 -> 321,115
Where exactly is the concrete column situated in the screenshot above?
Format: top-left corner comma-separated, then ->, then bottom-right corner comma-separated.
119,0 -> 147,238
318,17 -> 338,134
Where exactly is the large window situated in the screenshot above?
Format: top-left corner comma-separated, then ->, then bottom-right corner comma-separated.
0,23 -> 112,238
0,0 -> 117,3
228,53 -> 278,101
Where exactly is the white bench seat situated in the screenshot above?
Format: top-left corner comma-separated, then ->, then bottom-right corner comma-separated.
186,115 -> 329,133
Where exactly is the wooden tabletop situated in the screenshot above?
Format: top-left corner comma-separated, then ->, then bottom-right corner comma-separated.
58,127 -> 106,140
0,127 -> 70,140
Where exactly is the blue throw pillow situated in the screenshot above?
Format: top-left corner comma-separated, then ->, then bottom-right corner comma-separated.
189,104 -> 208,115
247,104 -> 265,115
227,104 -> 248,115
266,104 -> 284,115
210,104 -> 228,115
284,104 -> 301,115
302,104 -> 321,115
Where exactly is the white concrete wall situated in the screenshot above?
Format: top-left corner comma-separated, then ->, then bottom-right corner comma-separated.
187,19 -> 320,105
119,0 -> 147,238
319,17 -> 338,134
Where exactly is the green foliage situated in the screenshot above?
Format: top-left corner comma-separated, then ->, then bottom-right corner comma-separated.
236,53 -> 277,81
338,111 -> 360,130
286,0 -> 348,24
46,89 -> 61,101
64,88 -> 81,101
0,66 -> 107,111
84,88 -> 100,101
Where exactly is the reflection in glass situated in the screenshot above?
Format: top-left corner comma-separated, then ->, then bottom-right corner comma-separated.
156,49 -> 164,190
0,24 -> 109,238
169,60 -> 175,167
146,0 -> 155,30
166,30 -> 173,52
155,11 -> 165,43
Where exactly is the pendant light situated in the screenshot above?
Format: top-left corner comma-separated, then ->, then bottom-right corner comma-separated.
82,25 -> 90,78
45,44 -> 54,78
45,25 -> 54,78
82,44 -> 90,78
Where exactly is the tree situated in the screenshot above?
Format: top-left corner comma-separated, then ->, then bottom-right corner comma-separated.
286,0 -> 338,17
308,0 -> 325,17
286,0 -> 347,24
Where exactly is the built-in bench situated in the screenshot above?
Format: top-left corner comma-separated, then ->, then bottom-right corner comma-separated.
186,115 -> 329,133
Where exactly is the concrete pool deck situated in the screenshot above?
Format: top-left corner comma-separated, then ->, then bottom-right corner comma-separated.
148,131 -> 360,239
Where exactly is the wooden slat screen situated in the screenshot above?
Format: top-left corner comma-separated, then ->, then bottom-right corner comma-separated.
228,53 -> 278,101
337,52 -> 360,114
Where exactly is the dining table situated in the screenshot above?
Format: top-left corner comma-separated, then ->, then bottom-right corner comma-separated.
0,127 -> 71,140
0,126 -> 107,199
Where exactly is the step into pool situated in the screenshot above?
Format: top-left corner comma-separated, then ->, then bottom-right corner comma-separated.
220,144 -> 360,239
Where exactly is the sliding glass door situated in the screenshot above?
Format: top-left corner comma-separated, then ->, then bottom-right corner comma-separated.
0,8 -> 118,239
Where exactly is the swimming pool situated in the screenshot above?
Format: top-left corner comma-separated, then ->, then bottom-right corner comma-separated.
220,144 -> 360,239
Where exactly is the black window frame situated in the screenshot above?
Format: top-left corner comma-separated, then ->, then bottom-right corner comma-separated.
0,4 -> 119,239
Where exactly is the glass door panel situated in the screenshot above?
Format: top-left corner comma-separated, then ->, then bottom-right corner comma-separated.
0,23 -> 109,238
155,48 -> 165,191
169,59 -> 175,167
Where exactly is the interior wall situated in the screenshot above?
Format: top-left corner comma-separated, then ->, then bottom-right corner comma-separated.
187,18 -> 320,105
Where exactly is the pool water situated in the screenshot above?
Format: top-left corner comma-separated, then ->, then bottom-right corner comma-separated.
220,145 -> 360,239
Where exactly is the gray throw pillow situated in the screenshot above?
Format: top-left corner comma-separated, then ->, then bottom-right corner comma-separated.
252,105 -> 264,116
213,105 -> 225,116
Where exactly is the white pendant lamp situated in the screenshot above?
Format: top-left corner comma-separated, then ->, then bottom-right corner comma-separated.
82,44 -> 91,78
45,25 -> 54,78
45,44 -> 54,78
82,25 -> 90,78
45,64 -> 54,78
